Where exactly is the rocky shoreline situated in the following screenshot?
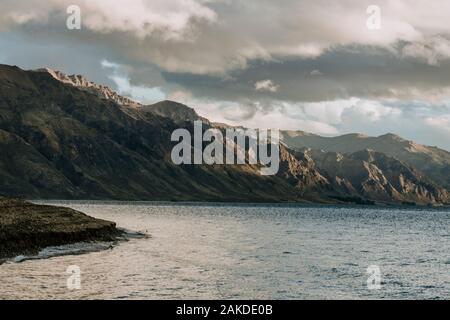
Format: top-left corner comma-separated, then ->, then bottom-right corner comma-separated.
0,198 -> 123,261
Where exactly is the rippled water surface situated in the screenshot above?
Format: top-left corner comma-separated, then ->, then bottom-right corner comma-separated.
1,202 -> 449,299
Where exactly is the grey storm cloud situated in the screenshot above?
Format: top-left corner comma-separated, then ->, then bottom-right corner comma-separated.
7,0 -> 445,103
1,0 -> 450,149
2,0 -> 450,76
163,45 -> 450,102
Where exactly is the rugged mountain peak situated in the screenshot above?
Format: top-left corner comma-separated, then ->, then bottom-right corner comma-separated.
33,68 -> 142,109
378,133 -> 409,147
377,133 -> 429,153
378,133 -> 404,141
282,130 -> 316,138
35,68 -> 87,86
141,100 -> 209,124
340,133 -> 370,139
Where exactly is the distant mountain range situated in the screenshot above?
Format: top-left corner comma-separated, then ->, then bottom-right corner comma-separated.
282,130 -> 450,188
1,64 -> 449,205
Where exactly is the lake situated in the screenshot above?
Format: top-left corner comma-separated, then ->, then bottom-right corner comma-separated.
1,202 -> 449,299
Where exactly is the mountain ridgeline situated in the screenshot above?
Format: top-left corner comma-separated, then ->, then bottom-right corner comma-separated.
1,64 -> 449,205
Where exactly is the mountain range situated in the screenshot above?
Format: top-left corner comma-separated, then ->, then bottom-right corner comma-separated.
1,64 -> 449,206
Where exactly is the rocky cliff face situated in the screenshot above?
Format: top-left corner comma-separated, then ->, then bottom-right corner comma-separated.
33,68 -> 142,109
141,100 -> 210,124
0,64 -> 449,205
307,149 -> 450,205
277,147 -> 331,195
282,130 -> 450,190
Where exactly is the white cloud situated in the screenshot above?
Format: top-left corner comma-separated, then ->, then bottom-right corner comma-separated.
402,36 -> 450,65
2,0 -> 450,75
177,98 -> 405,136
310,70 -> 323,76
100,60 -> 121,69
254,79 -> 279,93
342,100 -> 402,122
0,0 -> 216,40
80,0 -> 216,40
300,100 -> 355,125
192,99 -> 339,134
101,59 -> 165,104
425,116 -> 450,132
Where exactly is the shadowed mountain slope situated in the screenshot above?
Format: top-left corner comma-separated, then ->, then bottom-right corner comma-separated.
0,64 -> 448,205
0,65 -> 325,202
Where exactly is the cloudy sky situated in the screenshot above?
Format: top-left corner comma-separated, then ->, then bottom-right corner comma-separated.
1,0 -> 450,149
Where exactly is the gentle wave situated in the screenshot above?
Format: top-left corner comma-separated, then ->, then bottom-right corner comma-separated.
5,228 -> 147,265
